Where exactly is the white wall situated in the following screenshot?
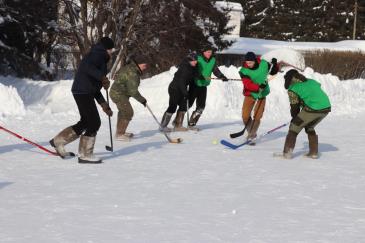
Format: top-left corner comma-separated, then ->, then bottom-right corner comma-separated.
215,1 -> 243,37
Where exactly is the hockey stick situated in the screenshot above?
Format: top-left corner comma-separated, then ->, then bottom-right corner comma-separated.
230,62 -> 277,139
186,97 -> 190,127
0,125 -> 58,156
146,104 -> 183,144
280,61 -> 305,72
230,98 -> 265,139
211,77 -> 241,81
221,122 -> 289,149
105,91 -> 114,152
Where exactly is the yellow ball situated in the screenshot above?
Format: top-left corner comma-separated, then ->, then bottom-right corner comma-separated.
212,139 -> 218,145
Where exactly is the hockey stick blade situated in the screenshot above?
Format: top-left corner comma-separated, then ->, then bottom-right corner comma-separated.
220,139 -> 250,149
230,128 -> 246,139
146,104 -> 183,144
58,152 -> 76,159
167,136 -> 183,144
105,145 -> 113,152
49,139 -> 76,158
222,122 -> 289,150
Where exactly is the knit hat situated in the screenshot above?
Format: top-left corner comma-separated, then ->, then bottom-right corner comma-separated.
201,45 -> 213,53
244,52 -> 256,61
186,51 -> 198,61
99,37 -> 115,50
284,69 -> 301,89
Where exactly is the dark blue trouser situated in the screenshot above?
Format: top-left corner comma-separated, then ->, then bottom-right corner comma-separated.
72,94 -> 101,137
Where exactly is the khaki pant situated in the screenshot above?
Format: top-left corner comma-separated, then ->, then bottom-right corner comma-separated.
110,93 -> 133,121
289,109 -> 329,134
241,96 -> 266,125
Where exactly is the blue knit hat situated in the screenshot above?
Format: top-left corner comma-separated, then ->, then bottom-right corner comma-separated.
244,52 -> 256,61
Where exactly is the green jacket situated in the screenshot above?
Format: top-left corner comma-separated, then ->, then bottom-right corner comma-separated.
288,79 -> 331,110
110,63 -> 146,103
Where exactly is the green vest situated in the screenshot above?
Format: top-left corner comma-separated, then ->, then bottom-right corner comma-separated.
195,55 -> 216,87
289,79 -> 331,110
239,60 -> 270,99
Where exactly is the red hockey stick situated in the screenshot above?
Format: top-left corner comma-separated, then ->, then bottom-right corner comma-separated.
0,125 -> 58,156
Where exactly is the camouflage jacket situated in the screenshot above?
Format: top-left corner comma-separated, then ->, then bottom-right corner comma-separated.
110,63 -> 146,104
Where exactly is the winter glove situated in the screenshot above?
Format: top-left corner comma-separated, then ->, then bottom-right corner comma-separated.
141,98 -> 147,107
101,76 -> 110,90
221,76 -> 228,82
259,83 -> 267,89
101,102 -> 113,116
271,58 -> 277,66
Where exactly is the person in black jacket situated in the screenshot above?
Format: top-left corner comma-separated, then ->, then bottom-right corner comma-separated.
160,52 -> 198,132
188,47 -> 228,128
49,37 -> 114,164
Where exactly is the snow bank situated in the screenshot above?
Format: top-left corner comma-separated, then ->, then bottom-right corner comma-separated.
262,48 -> 305,71
2,67 -> 365,122
0,82 -> 25,118
0,76 -> 76,117
1,47 -> 365,122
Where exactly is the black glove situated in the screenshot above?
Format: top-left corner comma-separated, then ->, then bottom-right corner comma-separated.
221,76 -> 228,82
259,83 -> 267,89
271,58 -> 277,65
141,99 -> 147,107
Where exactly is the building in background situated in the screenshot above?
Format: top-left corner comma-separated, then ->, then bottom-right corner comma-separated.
214,1 -> 244,66
215,1 -> 244,37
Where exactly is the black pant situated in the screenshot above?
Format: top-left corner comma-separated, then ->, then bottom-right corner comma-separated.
72,94 -> 101,137
188,83 -> 207,111
166,87 -> 187,113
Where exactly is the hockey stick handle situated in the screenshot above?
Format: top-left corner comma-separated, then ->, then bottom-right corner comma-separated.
211,60 -> 281,82
280,61 -> 305,72
211,77 -> 241,81
146,105 -> 162,128
0,125 -> 58,156
262,122 -> 289,137
105,91 -> 113,152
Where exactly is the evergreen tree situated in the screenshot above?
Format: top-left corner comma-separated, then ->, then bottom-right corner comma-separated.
239,0 -> 272,38
0,0 -> 59,78
232,0 -> 365,41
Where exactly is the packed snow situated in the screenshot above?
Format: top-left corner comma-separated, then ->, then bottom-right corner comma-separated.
1,48 -> 365,242
0,82 -> 25,118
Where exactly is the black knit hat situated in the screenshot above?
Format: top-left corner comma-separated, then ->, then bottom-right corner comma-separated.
99,37 -> 115,50
284,69 -> 299,89
187,51 -> 198,61
201,45 -> 213,53
244,52 -> 256,61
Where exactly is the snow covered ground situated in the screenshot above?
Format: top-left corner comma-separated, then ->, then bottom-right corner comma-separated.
1,50 -> 365,242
